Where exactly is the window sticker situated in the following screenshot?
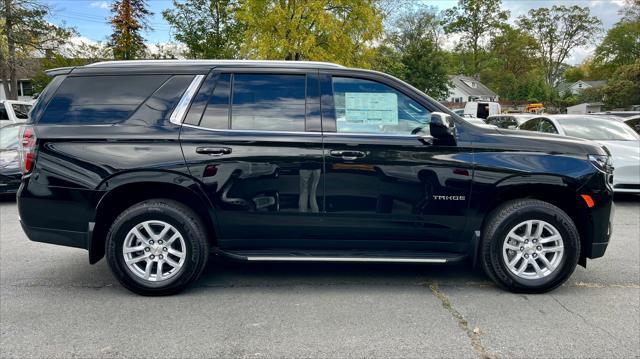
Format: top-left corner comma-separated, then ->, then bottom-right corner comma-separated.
343,92 -> 398,125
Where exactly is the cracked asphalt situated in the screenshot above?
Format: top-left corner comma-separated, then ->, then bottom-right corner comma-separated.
1,196 -> 639,358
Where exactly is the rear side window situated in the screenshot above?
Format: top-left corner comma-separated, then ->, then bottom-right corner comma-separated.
11,104 -> 31,119
231,74 -> 306,131
40,75 -> 170,124
519,118 -> 540,131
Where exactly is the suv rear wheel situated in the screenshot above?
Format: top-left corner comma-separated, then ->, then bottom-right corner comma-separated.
481,199 -> 580,293
106,199 -> 209,295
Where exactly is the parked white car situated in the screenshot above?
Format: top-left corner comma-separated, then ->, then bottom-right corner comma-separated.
0,100 -> 32,127
518,115 -> 640,193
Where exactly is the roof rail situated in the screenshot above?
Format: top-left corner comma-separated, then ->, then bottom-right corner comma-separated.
85,59 -> 345,68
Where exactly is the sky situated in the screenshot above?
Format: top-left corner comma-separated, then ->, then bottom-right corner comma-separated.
43,0 -> 628,65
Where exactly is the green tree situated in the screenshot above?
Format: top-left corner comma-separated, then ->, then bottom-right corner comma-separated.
442,0 -> 509,74
517,5 -> 601,87
593,20 -> 640,70
563,66 -> 586,83
31,42 -> 111,93
0,0 -> 73,99
237,0 -> 383,67
163,0 -> 244,59
109,0 -> 153,60
602,60 -> 640,109
388,8 -> 450,99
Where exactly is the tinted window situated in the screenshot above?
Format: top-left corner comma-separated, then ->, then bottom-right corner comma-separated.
0,104 -> 8,121
487,116 -> 517,129
11,104 -> 31,120
231,74 -> 306,131
200,74 -> 231,129
626,118 -> 640,134
41,75 -> 170,124
519,118 -> 540,131
332,76 -> 430,135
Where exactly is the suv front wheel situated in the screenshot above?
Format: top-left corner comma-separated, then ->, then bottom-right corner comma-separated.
106,199 -> 209,295
481,199 -> 580,293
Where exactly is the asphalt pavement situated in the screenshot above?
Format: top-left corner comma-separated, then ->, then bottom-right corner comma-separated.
1,196 -> 638,358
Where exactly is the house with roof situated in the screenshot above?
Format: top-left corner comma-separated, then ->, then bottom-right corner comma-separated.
566,80 -> 607,95
445,75 -> 499,103
0,59 -> 41,102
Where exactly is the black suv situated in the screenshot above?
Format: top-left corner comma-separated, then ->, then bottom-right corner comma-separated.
17,60 -> 613,295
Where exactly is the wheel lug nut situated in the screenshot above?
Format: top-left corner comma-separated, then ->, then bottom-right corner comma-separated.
149,255 -> 155,259
144,247 -> 150,252
533,253 -> 537,258
533,239 -> 537,243
158,240 -> 163,244
520,247 -> 524,251
524,254 -> 529,258
163,247 -> 168,251
524,240 -> 529,244
159,254 -> 163,259
537,246 -> 542,250
149,240 -> 154,244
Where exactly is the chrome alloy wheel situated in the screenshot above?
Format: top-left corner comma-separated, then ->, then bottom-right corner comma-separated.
122,220 -> 187,282
502,220 -> 564,280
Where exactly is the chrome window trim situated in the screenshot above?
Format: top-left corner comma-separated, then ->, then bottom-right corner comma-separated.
181,123 -> 319,136
181,123 -> 420,139
169,74 -> 205,125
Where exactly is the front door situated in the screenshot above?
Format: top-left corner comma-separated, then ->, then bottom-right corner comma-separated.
319,73 -> 472,252
180,69 -> 325,249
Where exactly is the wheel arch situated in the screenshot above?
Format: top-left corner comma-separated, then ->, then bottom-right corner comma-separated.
89,172 -> 217,264
472,181 -> 592,268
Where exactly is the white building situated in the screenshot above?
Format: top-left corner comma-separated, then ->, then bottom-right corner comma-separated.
566,102 -> 604,114
445,75 -> 499,103
566,80 -> 607,95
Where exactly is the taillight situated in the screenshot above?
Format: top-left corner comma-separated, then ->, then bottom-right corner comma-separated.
18,125 -> 37,174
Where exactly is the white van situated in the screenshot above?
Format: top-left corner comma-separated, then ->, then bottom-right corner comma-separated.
464,101 -> 501,119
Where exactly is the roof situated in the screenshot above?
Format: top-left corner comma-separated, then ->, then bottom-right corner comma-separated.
85,60 -> 345,69
567,102 -> 604,108
449,75 -> 497,98
571,80 -> 607,88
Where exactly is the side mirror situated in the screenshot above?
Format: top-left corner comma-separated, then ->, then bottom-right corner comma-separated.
429,112 -> 456,145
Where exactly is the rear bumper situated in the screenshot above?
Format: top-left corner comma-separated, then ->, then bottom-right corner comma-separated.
20,220 -> 88,249
0,173 -> 21,194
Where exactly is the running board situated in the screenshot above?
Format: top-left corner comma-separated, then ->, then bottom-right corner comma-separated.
215,249 -> 465,264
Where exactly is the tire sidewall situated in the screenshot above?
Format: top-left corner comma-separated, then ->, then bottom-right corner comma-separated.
106,202 -> 206,295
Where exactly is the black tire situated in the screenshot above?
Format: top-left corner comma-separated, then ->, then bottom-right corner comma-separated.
106,199 -> 209,296
481,199 -> 580,293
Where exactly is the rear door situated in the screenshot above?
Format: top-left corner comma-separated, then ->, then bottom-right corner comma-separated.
180,68 -> 325,249
319,72 -> 472,251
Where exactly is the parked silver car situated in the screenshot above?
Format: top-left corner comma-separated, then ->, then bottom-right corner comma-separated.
518,115 -> 640,193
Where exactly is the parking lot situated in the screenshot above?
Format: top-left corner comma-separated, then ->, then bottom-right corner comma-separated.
0,196 -> 638,358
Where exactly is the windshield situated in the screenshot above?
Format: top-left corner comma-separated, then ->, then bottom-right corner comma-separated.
559,117 -> 639,141
0,126 -> 20,149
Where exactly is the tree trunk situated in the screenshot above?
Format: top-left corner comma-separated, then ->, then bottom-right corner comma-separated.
3,0 -> 18,100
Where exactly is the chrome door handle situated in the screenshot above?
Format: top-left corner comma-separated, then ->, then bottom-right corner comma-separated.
330,150 -> 366,160
196,147 -> 232,155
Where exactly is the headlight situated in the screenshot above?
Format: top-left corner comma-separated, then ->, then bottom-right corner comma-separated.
588,154 -> 612,172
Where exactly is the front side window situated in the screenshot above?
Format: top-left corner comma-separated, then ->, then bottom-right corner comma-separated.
231,74 -> 306,131
332,76 -> 430,135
